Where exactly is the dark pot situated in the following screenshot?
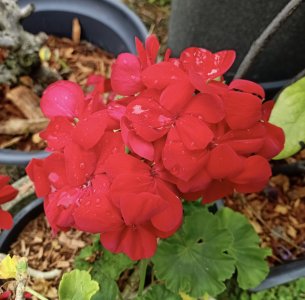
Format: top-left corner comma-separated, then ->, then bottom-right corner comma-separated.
252,258 -> 305,291
0,0 -> 148,167
0,198 -> 43,253
168,0 -> 305,83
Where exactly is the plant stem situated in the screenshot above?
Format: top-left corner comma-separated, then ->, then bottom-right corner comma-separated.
25,286 -> 49,300
15,257 -> 28,300
234,0 -> 303,79
138,259 -> 149,297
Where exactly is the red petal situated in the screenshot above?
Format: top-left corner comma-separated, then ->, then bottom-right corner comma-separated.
164,48 -> 172,61
229,79 -> 265,99
41,80 -> 85,118
64,142 -> 96,186
43,152 -> 67,190
126,98 -> 171,142
219,123 -> 266,155
103,153 -> 149,180
207,144 -> 243,179
175,115 -> 214,150
145,34 -> 160,64
110,174 -> 153,207
231,155 -> 271,192
74,194 -> 123,233
111,53 -> 144,96
159,81 -> 194,115
0,184 -> 18,204
107,102 -> 127,125
44,192 -> 76,233
121,117 -> 154,161
91,174 -> 111,195
120,192 -> 167,225
180,48 -> 235,79
100,224 -> 157,260
39,117 -> 73,151
0,209 -> 13,230
141,62 -> 188,90
213,50 -> 236,76
184,93 -> 225,123
72,111 -> 108,149
151,181 -> 183,232
223,91 -> 262,130
162,127 -> 209,181
0,176 -> 9,189
135,37 -> 147,67
262,100 -> 275,121
176,167 -> 211,193
202,179 -> 234,203
257,123 -> 285,159
26,159 -> 50,197
95,131 -> 125,173
188,71 -> 229,94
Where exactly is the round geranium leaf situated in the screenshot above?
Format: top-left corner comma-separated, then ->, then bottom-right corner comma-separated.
58,270 -> 99,300
152,208 -> 235,297
269,77 -> 305,159
136,285 -> 182,300
216,208 -> 271,289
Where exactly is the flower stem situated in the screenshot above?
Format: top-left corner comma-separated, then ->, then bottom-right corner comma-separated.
25,286 -> 49,300
138,259 -> 148,297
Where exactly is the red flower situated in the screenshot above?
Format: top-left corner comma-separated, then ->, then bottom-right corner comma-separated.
26,35 -> 285,261
0,176 -> 18,230
73,153 -> 182,260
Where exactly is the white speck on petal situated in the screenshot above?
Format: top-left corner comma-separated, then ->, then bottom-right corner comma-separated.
132,105 -> 148,115
208,69 -> 218,76
158,115 -> 171,125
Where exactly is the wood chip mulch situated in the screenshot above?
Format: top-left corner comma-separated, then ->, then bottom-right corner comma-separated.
123,0 -> 170,55
10,214 -> 92,299
225,149 -> 305,266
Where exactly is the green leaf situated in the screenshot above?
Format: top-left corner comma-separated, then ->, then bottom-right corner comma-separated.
91,273 -> 119,300
75,236 -> 134,280
74,236 -> 102,271
217,208 -> 271,289
153,207 -> 235,297
91,249 -> 134,280
137,284 -> 182,300
58,270 -> 99,300
269,77 -> 305,159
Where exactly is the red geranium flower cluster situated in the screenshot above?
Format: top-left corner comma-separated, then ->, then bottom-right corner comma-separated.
0,175 -> 18,230
26,35 -> 284,260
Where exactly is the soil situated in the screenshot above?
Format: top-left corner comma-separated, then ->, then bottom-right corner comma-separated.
225,149 -> 305,266
9,213 -> 92,299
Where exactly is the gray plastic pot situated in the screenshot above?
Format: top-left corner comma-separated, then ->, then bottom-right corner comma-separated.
168,0 -> 305,82
0,0 -> 147,166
